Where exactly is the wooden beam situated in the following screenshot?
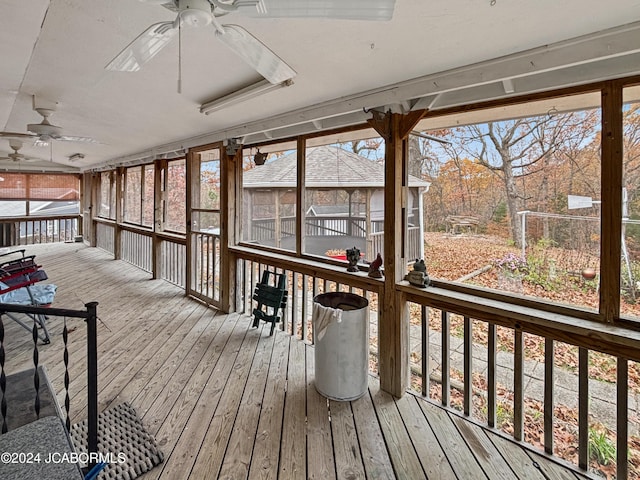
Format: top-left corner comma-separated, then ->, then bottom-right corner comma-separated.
600,81 -> 623,322
367,110 -> 392,142
398,109 -> 426,139
372,111 -> 411,397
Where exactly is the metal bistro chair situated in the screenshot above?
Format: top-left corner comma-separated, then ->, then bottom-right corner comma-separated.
252,270 -> 288,336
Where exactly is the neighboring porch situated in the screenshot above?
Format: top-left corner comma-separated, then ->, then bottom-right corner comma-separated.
1,243 -> 590,480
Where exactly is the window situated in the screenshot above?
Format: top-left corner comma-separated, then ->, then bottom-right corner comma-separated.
304,131 -> 384,262
191,150 -> 220,233
97,171 -> 115,219
123,164 -> 154,226
415,92 -> 602,312
164,159 -> 186,233
241,141 -> 297,252
0,173 -> 80,217
621,84 -> 640,320
124,166 -> 141,224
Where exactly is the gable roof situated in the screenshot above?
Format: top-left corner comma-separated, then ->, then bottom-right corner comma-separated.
243,145 -> 430,189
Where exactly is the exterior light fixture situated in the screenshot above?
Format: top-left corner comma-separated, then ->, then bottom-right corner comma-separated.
253,149 -> 267,165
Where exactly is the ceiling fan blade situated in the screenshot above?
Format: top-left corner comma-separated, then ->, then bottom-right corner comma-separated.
0,132 -> 36,139
215,24 -> 296,84
55,135 -> 102,144
106,21 -> 178,72
246,0 -> 396,20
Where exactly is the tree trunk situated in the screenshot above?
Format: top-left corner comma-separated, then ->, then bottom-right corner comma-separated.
503,162 -> 523,248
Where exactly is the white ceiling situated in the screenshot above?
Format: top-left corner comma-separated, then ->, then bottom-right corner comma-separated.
1,0 -> 640,172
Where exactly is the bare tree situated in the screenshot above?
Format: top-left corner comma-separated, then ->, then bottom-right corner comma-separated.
447,113 -> 584,246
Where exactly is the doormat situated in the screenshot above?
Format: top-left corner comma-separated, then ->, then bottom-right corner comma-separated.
70,402 -> 164,480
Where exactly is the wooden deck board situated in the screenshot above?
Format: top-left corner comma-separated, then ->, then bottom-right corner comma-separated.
306,345 -> 336,479
451,414 -> 520,479
329,399 -> 366,479
419,399 -> 489,479
218,328 -> 276,480
370,379 -> 428,479
0,243 -> 597,480
395,394 -> 457,479
279,337 -> 306,479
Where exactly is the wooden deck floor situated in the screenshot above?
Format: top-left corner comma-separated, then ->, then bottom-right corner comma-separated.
1,243 -> 592,480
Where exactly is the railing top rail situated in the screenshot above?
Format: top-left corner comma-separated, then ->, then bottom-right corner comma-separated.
399,282 -> 640,362
232,245 -> 382,292
0,214 -> 81,222
0,301 -> 97,319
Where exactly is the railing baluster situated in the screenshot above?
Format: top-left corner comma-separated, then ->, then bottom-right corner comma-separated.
242,259 -> 248,313
463,316 -> 472,416
86,302 -> 99,470
578,347 -> 589,470
514,329 -> 523,441
200,234 -> 205,295
617,357 -> 628,480
421,305 -> 428,398
281,269 -> 288,334
441,310 -> 450,407
0,314 -> 6,433
544,338 -> 554,454
487,323 -> 496,428
301,274 -> 308,341
32,321 -> 40,419
63,317 -> 71,431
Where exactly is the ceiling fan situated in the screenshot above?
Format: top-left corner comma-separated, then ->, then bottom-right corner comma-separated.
106,0 -> 396,84
0,140 -> 40,163
0,103 -> 99,146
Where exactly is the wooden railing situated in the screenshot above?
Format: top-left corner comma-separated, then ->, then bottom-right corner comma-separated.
192,231 -> 221,303
0,215 -> 80,247
247,217 -> 421,261
159,237 -> 186,288
305,216 -> 367,237
120,227 -> 152,273
369,225 -> 422,262
95,220 -> 115,255
230,244 -> 640,478
92,210 -> 639,477
94,219 -> 186,290
233,247 -> 381,367
400,284 -> 639,479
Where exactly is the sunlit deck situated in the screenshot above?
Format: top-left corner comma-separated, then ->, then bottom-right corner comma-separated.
2,243 -> 592,479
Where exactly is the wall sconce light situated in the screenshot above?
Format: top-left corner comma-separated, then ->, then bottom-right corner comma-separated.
253,149 -> 267,166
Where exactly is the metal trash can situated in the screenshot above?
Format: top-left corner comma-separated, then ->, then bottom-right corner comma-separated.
312,291 -> 369,401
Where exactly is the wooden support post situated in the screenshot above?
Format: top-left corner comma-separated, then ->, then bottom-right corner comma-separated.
220,145 -> 240,313
368,109 -> 425,397
185,151 -> 195,297
600,81 -> 623,322
296,138 -> 306,256
88,173 -> 98,247
152,159 -> 164,280
114,167 -> 124,259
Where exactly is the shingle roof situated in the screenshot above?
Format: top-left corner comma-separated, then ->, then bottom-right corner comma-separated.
243,145 -> 429,189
